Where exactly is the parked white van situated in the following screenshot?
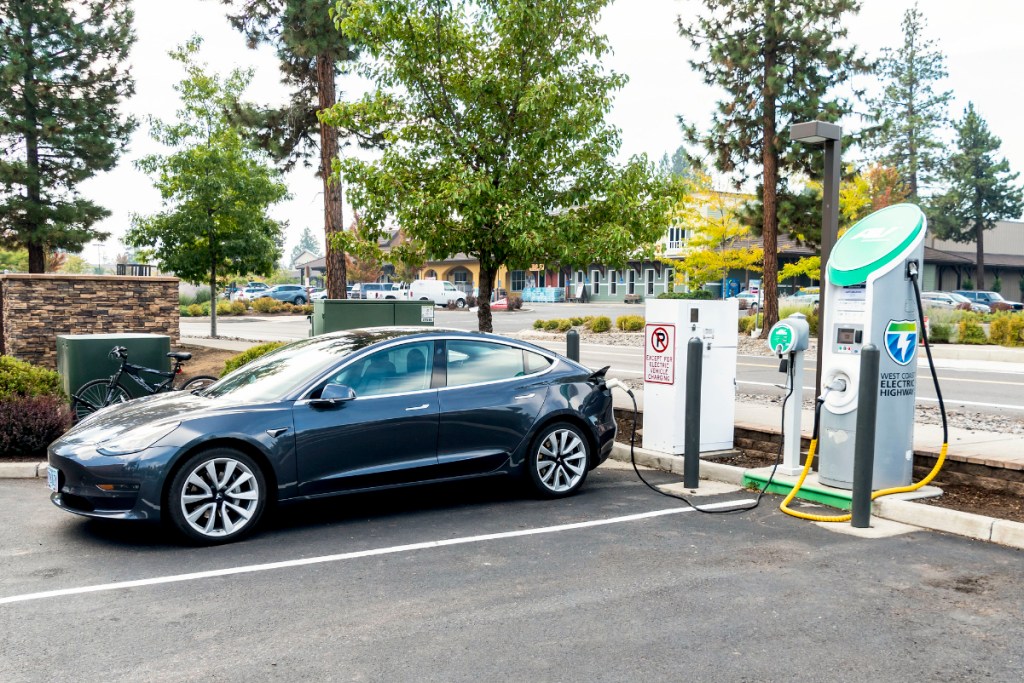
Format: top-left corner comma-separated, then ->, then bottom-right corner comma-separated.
408,279 -> 467,308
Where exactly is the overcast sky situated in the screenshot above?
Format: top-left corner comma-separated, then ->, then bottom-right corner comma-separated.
78,0 -> 1024,266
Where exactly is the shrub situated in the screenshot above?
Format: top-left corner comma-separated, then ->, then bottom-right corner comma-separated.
556,319 -> 573,333
587,316 -> 612,333
739,316 -> 756,334
0,396 -> 72,457
465,295 -> 478,308
251,297 -> 283,314
961,277 -> 974,291
570,317 -> 585,326
929,323 -> 952,344
193,287 -> 212,304
230,300 -> 247,315
180,305 -> 192,317
508,294 -> 523,310
992,276 -> 1002,293
299,304 -> 313,315
988,312 -> 1024,347
221,341 -> 288,377
280,302 -> 297,314
179,293 -> 193,306
616,315 -> 645,331
216,301 -> 233,316
0,356 -> 64,399
187,303 -> 204,317
957,316 -> 987,345
533,319 -> 546,330
543,319 -> 561,331
658,289 -> 713,300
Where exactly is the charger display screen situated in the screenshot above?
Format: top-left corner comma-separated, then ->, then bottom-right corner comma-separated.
837,328 -> 856,344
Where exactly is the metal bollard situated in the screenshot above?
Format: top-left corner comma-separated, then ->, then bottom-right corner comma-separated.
684,337 -> 703,488
851,344 -> 880,528
566,329 -> 580,362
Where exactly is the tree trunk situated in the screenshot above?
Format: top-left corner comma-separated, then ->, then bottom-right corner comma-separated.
477,257 -> 496,333
317,52 -> 348,299
20,6 -> 45,274
759,74 -> 779,338
210,259 -> 218,339
975,221 -> 986,290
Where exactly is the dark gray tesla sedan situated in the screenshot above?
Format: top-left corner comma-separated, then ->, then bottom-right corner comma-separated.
47,328 -> 616,544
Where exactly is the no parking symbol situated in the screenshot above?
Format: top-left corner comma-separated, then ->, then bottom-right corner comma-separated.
644,323 -> 675,385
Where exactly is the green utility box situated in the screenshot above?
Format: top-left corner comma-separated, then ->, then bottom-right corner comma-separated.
310,300 -> 435,336
56,333 -> 171,399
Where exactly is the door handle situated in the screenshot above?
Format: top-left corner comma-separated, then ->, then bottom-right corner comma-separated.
405,403 -> 430,411
514,393 -> 536,400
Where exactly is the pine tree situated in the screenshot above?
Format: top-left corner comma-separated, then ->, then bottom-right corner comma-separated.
868,2 -> 952,198
290,226 -> 322,266
678,0 -> 868,335
929,103 -> 1023,290
216,0 -> 365,299
0,0 -> 135,273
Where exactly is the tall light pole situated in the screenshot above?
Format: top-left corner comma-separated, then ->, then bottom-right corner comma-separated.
789,120 -> 841,395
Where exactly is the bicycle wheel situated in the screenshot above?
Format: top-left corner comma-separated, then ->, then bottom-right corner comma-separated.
178,375 -> 218,392
71,379 -> 131,421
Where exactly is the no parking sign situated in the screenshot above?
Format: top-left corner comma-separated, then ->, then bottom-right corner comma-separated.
644,323 -> 675,385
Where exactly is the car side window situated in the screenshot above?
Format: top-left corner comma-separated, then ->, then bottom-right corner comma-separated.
525,350 -> 553,375
445,340 -> 529,387
327,341 -> 433,397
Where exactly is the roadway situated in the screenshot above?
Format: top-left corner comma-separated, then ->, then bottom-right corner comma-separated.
182,303 -> 1024,415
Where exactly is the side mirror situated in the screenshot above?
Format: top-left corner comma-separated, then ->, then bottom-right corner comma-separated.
310,383 -> 356,408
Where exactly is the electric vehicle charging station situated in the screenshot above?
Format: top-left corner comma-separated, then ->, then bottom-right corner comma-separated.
766,313 -> 810,476
642,299 -> 738,454
817,204 -> 926,490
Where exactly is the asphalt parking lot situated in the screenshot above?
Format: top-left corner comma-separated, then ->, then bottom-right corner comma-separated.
2,464 -> 1023,682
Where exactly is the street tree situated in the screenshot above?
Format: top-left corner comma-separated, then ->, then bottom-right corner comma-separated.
326,0 -> 675,332
0,0 -> 135,272
126,39 -> 288,338
929,103 -> 1023,290
679,0 -> 869,336
290,226 -> 322,266
215,0 -> 368,299
867,2 -> 952,199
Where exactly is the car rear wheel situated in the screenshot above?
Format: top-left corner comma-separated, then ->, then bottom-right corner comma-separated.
528,423 -> 590,498
167,448 -> 267,545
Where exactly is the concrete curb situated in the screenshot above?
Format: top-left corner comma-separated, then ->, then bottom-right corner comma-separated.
0,461 -> 48,479
609,442 -> 1024,550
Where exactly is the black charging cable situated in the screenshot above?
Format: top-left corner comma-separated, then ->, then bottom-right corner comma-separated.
621,354 -> 797,513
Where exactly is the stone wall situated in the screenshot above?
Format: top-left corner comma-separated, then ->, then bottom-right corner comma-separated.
0,274 -> 179,369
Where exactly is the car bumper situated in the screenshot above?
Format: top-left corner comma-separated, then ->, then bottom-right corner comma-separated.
47,443 -> 176,522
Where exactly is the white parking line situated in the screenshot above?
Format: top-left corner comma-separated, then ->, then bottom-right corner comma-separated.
0,501 -> 754,606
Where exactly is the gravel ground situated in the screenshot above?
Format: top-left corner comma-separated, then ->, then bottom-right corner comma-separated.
515,328 -> 1024,435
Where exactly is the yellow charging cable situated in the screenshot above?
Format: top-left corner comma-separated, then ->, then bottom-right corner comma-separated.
780,268 -> 949,522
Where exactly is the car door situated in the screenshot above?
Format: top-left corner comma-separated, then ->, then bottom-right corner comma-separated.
435,339 -> 550,476
293,340 -> 440,496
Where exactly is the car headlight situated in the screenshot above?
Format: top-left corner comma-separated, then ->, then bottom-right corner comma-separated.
96,421 -> 180,456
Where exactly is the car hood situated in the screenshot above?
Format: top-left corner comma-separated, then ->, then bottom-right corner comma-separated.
59,390 -> 241,446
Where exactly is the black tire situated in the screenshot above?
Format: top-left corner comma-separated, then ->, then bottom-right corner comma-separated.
455,298 -> 466,309
293,296 -> 306,305
527,422 -> 591,498
178,375 -> 218,392
419,297 -> 429,301
166,448 -> 267,545
71,379 -> 130,422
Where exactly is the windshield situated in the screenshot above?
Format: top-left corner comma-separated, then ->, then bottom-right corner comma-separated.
201,330 -> 419,402
948,293 -> 969,303
988,292 -> 1006,301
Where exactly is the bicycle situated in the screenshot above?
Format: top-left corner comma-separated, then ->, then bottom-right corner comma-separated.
70,346 -> 219,421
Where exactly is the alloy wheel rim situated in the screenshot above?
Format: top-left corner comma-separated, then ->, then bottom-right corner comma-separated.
180,457 -> 259,537
536,429 -> 587,492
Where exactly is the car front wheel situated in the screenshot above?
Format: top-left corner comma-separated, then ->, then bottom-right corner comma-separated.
293,296 -> 306,305
455,298 -> 466,309
167,448 -> 267,545
528,423 -> 591,498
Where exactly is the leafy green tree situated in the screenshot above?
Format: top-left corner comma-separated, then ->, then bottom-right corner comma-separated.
327,0 -> 674,332
929,103 -> 1023,290
0,248 -> 28,272
126,39 -> 288,337
0,0 -> 135,272
868,3 -> 952,199
215,0 -> 367,298
678,0 -> 869,335
290,226 -> 322,266
58,254 -> 92,274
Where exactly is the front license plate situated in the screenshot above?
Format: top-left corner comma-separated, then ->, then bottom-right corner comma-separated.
47,466 -> 59,493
